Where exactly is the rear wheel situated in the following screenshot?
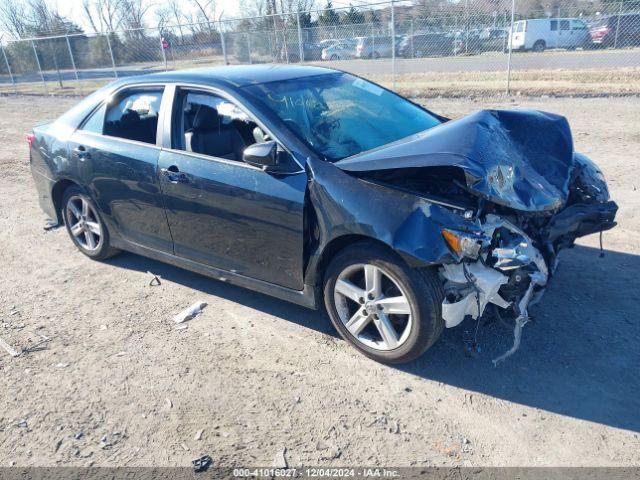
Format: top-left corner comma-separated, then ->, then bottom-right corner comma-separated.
532,40 -> 546,52
62,186 -> 119,260
323,242 -> 444,364
330,54 -> 339,61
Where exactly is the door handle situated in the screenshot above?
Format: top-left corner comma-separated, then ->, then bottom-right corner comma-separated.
73,146 -> 90,161
161,166 -> 189,184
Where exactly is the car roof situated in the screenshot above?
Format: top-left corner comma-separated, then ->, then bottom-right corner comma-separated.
117,64 -> 339,89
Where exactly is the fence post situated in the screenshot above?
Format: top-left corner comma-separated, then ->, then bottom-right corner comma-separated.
391,0 -> 396,89
506,0 -> 516,95
464,0 -> 470,54
371,23 -> 375,57
159,31 -> 168,71
105,32 -> 118,78
0,38 -> 16,93
65,34 -> 80,90
410,18 -> 414,58
247,34 -> 252,64
31,40 -> 47,94
219,21 -> 228,65
502,12 -> 508,52
614,0 -> 623,49
296,11 -> 304,62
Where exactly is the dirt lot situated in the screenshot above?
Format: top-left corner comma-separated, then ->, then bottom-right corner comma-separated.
0,94 -> 638,468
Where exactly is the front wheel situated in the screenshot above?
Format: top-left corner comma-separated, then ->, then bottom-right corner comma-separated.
62,186 -> 119,260
323,243 -> 444,364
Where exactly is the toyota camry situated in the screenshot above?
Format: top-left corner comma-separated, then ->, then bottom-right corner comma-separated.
29,65 -> 617,364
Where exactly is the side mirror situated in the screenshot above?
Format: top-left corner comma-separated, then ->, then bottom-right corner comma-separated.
243,141 -> 278,171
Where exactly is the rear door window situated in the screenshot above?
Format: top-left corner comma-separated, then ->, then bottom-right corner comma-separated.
80,104 -> 106,134
104,89 -> 164,145
551,20 -> 558,31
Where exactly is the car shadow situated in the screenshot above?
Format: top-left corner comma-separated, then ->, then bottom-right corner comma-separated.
105,244 -> 640,433
105,252 -> 337,337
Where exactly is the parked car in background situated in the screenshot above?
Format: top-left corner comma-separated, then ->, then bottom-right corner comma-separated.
398,32 -> 454,57
479,27 -> 508,51
280,42 -> 323,62
355,35 -> 402,58
590,13 -> 640,47
453,30 -> 482,55
322,39 -> 357,60
454,28 -> 507,55
319,39 -> 340,49
510,18 -> 591,51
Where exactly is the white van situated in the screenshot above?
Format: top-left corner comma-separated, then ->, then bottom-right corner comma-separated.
509,18 -> 591,52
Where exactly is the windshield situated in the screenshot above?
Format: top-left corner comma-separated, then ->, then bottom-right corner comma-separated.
243,73 -> 441,161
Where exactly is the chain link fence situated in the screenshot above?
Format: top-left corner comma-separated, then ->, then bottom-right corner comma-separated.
1,0 -> 639,97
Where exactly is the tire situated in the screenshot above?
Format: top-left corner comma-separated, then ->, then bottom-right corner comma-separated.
330,54 -> 338,61
62,186 -> 119,260
372,51 -> 380,59
323,242 -> 444,364
532,40 -> 546,52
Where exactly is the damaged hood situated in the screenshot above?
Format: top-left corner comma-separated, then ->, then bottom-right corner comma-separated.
336,109 -> 575,212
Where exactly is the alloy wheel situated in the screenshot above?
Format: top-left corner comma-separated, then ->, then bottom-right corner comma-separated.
65,195 -> 103,252
333,263 -> 413,351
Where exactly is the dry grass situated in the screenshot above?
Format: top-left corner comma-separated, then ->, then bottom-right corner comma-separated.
2,66 -> 639,98
367,67 -> 640,97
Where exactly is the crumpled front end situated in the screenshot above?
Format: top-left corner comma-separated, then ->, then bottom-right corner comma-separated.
333,108 -> 618,364
439,215 -> 551,365
435,155 -> 617,364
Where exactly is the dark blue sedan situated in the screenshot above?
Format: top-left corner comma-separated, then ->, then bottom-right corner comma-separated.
29,65 -> 616,364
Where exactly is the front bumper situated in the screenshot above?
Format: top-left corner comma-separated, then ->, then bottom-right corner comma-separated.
438,199 -> 617,364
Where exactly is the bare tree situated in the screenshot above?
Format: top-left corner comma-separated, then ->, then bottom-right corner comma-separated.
120,0 -> 153,30
81,0 -> 127,33
166,0 -> 187,40
190,0 -> 217,23
0,0 -> 29,38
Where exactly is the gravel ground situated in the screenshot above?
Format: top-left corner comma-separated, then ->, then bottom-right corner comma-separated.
0,94 -> 638,468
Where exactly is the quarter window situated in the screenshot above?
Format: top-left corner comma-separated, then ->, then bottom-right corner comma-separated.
81,104 -> 106,134
104,89 -> 163,145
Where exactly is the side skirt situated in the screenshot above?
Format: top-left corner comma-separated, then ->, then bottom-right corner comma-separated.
111,238 -> 318,309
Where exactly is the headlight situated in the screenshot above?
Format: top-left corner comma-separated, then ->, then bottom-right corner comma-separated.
442,229 -> 485,259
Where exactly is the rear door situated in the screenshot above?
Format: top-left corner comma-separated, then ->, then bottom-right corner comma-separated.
68,86 -> 173,252
158,86 -> 307,290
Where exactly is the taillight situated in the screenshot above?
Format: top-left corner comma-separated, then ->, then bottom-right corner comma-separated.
27,133 -> 35,149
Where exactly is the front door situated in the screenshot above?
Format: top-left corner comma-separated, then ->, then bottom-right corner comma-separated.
159,88 -> 307,290
69,87 -> 173,252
